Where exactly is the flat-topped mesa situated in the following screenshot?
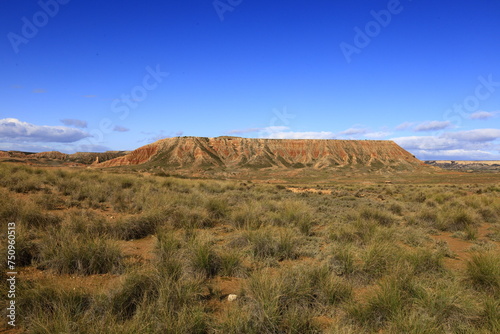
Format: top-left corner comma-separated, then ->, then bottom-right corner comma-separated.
94,136 -> 423,170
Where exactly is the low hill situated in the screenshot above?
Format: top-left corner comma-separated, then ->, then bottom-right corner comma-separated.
0,150 -> 129,165
95,136 -> 425,172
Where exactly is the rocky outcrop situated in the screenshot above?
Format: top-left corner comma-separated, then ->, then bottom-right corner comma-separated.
95,136 -> 423,170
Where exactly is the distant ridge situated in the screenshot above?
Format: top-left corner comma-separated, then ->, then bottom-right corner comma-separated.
0,150 -> 128,165
94,136 -> 425,170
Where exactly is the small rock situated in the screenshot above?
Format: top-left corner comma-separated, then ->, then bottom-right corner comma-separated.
227,294 -> 237,302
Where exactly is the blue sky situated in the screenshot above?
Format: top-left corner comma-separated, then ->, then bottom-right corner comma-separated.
1,0 -> 500,160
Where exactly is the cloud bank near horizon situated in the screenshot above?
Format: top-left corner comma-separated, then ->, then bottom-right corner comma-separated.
1,118 -> 499,160
0,118 -> 90,143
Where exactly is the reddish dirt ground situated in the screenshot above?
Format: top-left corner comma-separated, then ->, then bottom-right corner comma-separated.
430,223 -> 499,271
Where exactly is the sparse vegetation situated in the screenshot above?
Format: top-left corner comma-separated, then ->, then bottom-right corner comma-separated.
0,162 -> 499,332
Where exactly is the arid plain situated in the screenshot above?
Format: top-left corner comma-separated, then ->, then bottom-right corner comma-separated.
1,137 -> 499,333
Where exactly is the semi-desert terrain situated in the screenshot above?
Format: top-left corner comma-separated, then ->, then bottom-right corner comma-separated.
1,137 -> 499,333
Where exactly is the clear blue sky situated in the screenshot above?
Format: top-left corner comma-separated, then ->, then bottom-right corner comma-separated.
1,0 -> 500,159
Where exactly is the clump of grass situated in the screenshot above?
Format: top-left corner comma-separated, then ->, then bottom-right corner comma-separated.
415,279 -> 478,332
110,269 -> 161,320
405,247 -> 445,274
309,265 -> 353,305
155,229 -> 183,280
399,226 -> 430,247
240,267 -> 325,333
18,282 -> 91,331
465,251 -> 500,293
219,251 -> 244,277
65,210 -> 109,237
230,200 -> 266,229
189,238 -> 221,278
416,208 -> 438,226
271,199 -> 314,234
246,229 -> 299,261
109,264 -> 207,331
388,202 -> 403,215
481,297 -> 500,332
330,245 -> 355,276
351,216 -> 377,244
359,206 -> 398,226
0,189 -> 22,221
360,241 -> 400,279
329,222 -> 361,245
463,224 -> 478,240
346,269 -> 422,329
20,201 -> 62,229
9,175 -> 43,193
437,206 -> 478,231
34,192 -> 67,210
113,210 -> 165,240
14,223 -> 40,267
170,205 -> 214,229
39,228 -> 123,275
205,196 -> 230,219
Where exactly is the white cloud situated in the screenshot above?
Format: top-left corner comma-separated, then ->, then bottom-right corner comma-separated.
444,129 -> 500,142
226,127 -> 262,135
392,128 -> 500,160
60,118 -> 88,128
414,121 -> 452,132
413,149 -> 498,160
77,144 -> 112,152
0,118 -> 90,143
0,142 -> 55,153
259,126 -> 335,139
113,125 -> 130,132
395,122 -> 414,131
364,131 -> 391,139
469,111 -> 498,120
392,136 -> 458,150
338,127 -> 368,136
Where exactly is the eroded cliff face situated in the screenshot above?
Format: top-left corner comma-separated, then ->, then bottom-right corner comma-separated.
95,136 -> 423,170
